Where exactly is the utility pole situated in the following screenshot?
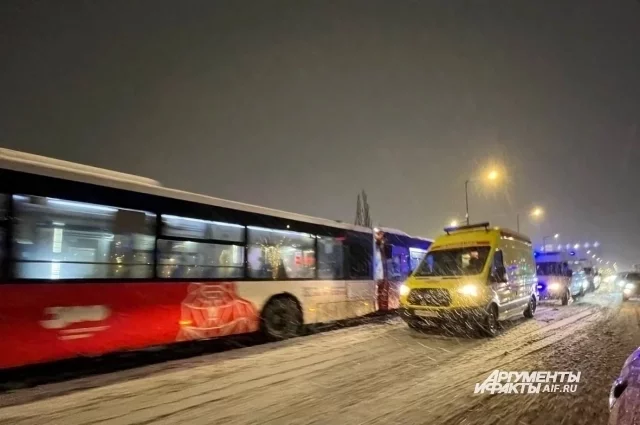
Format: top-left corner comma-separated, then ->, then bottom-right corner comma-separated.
362,190 -> 372,228
354,193 -> 363,226
465,180 -> 470,225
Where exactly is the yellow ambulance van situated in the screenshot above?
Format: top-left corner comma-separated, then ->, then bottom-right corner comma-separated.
399,222 -> 538,336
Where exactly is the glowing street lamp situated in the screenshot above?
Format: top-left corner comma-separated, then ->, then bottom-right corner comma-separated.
531,207 -> 544,218
465,168 -> 501,225
517,206 -> 544,233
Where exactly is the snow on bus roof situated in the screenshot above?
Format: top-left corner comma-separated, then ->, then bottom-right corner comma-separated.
378,226 -> 408,235
378,226 -> 433,242
413,235 -> 434,242
0,148 -> 372,232
0,148 -> 162,187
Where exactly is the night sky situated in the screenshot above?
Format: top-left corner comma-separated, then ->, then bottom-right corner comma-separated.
2,1 -> 640,268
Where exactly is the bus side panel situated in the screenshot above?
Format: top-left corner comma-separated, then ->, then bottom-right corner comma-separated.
0,281 -> 261,369
345,280 -> 377,317
235,280 -> 376,324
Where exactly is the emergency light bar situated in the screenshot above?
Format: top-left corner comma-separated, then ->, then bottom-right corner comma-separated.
444,222 -> 490,235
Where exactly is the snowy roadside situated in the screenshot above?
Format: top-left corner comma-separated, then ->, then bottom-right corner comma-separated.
0,291 -> 632,425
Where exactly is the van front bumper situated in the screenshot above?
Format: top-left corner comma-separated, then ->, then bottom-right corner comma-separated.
399,306 -> 487,325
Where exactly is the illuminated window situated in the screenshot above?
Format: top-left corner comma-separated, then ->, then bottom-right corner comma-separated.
157,214 -> 246,279
52,228 -> 63,253
318,236 -> 344,279
247,226 -> 315,279
12,195 -> 155,280
161,215 -> 244,242
156,239 -> 244,279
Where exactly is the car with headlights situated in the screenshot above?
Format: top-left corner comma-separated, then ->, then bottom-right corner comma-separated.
608,346 -> 640,424
583,266 -> 600,292
593,271 -> 602,291
604,272 -> 620,288
570,270 -> 590,298
535,252 -> 583,305
615,272 -> 640,301
398,222 -> 538,337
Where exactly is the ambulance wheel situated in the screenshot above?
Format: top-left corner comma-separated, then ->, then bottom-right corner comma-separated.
481,304 -> 499,337
524,296 -> 536,319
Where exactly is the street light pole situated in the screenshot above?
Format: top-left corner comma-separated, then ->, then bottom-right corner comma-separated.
465,170 -> 499,227
465,179 -> 470,226
516,207 -> 543,234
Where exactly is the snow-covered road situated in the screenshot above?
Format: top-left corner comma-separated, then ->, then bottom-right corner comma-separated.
1,290 -> 638,425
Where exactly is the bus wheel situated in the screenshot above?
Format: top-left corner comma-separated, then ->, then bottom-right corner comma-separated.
524,296 -> 536,319
561,289 -> 570,306
261,296 -> 303,341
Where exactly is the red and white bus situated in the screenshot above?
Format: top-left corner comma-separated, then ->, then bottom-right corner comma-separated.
0,149 -> 431,369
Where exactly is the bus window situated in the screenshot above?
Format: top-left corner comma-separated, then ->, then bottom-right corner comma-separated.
247,226 -> 315,279
161,215 -> 244,242
158,214 -> 245,279
387,245 -> 410,280
346,231 -> 373,280
318,236 -> 344,279
156,240 -> 244,279
12,195 -> 155,280
409,248 -> 427,274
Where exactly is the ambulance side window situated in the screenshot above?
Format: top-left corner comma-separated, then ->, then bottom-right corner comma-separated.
491,250 -> 507,282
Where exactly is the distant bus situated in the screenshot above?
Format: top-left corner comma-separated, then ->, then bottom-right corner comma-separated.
375,228 -> 430,310
535,251 -> 588,303
0,149 -> 431,369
